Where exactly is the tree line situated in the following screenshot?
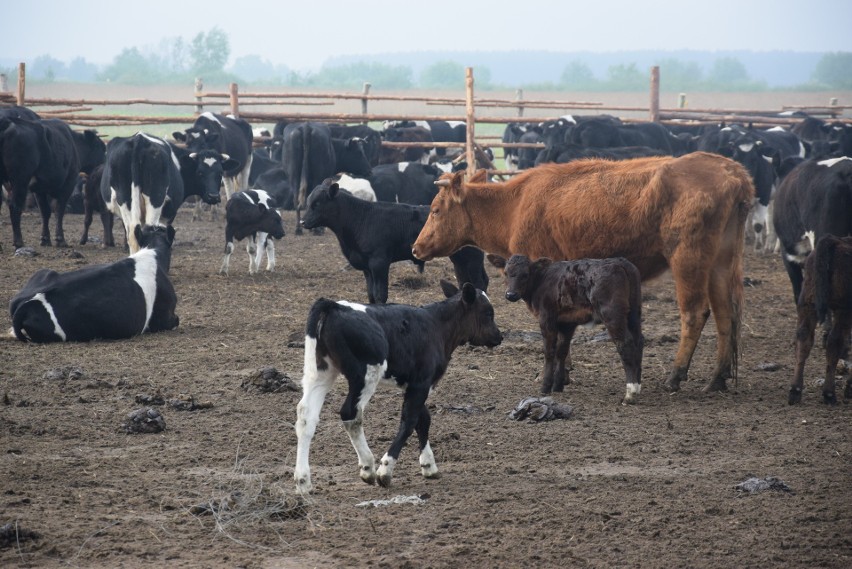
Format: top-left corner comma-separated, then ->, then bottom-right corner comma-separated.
4,27 -> 851,91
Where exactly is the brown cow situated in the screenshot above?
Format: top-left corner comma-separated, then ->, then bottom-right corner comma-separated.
488,254 -> 644,404
789,234 -> 852,405
413,153 -> 754,393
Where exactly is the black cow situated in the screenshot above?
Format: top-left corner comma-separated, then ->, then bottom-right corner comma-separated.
173,112 -> 253,199
293,279 -> 502,493
0,105 -> 40,121
79,164 -> 116,247
328,124 -> 382,166
379,125 -> 433,164
772,156 -> 852,303
488,254 -> 644,403
281,121 -> 372,233
252,166 -> 293,210
789,235 -> 852,405
369,162 -> 444,205
501,122 -> 531,171
10,224 -> 178,342
0,117 -> 80,248
535,143 -> 666,166
301,179 -> 488,303
248,148 -> 279,186
100,132 -> 236,252
219,189 -> 285,276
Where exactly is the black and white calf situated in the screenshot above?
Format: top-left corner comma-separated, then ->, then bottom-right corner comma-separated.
293,280 -> 502,493
220,189 -> 285,275
10,225 -> 178,342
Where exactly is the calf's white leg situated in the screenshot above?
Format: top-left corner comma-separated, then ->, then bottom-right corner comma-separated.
219,242 -> 234,275
341,361 -> 387,486
247,235 -> 259,274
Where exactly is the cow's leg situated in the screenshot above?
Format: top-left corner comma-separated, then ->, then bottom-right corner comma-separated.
101,210 -> 115,247
822,312 -> 851,405
362,270 -> 376,304
782,256 -> 805,305
415,405 -> 440,480
295,208 -> 303,235
219,227 -> 235,275
552,322 -> 577,392
7,182 -> 27,248
340,360 -> 386,486
246,234 -> 259,274
665,255 -> 712,392
80,198 -> 94,245
294,351 -> 338,494
600,304 -> 644,405
192,200 -> 203,222
33,191 -> 53,246
369,260 -> 391,304
254,232 -> 269,272
377,384 -> 430,488
263,235 -> 276,272
539,326 -> 558,394
223,176 -> 235,200
790,302 -> 817,405
237,155 -> 252,192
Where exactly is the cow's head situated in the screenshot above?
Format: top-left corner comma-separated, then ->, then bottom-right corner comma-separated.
300,179 -> 341,231
254,193 -> 286,240
440,279 -> 503,348
487,254 -> 552,303
179,150 -> 239,205
135,224 -> 177,273
173,127 -> 215,151
338,138 -> 372,178
412,170 -> 488,261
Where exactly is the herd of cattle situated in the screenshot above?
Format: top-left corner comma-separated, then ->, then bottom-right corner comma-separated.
2,102 -> 851,493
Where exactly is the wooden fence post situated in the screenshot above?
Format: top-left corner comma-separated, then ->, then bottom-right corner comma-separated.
678,93 -> 687,109
361,82 -> 371,121
649,66 -> 660,122
194,77 -> 204,115
17,62 -> 26,107
229,82 -> 239,118
516,88 -> 524,118
0,73 -> 8,93
465,67 -> 475,180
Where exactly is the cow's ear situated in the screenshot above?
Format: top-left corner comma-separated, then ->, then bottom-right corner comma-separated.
440,278 -> 459,298
221,158 -> 240,171
328,182 -> 340,198
447,171 -> 466,203
461,282 -> 477,304
487,254 -> 506,269
167,224 -> 176,245
468,169 -> 488,183
84,129 -> 98,143
531,258 -> 552,273
172,131 -> 186,142
133,224 -> 144,246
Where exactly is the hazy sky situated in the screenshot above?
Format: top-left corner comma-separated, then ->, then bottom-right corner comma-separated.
3,0 -> 851,70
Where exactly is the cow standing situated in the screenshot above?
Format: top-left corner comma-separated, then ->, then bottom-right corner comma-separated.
789,235 -> 852,405
293,280 -> 502,493
219,189 -> 285,276
413,154 -> 754,394
489,255 -> 644,403
10,224 -> 178,342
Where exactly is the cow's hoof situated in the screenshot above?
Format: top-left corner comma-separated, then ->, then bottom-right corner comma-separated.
702,378 -> 727,393
360,465 -> 377,485
844,383 -> 852,401
377,474 -> 392,488
40,238 -> 52,247
822,391 -> 838,406
55,240 -> 68,248
294,476 -> 313,495
423,469 -> 441,480
788,387 -> 803,405
664,378 -> 681,393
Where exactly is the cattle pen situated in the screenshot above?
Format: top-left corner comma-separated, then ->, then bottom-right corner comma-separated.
2,62 -> 849,176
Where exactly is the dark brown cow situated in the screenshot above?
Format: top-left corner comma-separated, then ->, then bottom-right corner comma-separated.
489,254 -> 644,403
413,153 -> 754,393
789,235 -> 852,405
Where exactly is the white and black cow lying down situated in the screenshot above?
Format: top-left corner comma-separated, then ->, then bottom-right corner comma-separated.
220,189 -> 285,276
293,280 -> 503,493
9,225 -> 178,343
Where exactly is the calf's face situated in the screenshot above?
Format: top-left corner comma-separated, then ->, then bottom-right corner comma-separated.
441,280 -> 503,348
301,180 -> 339,230
488,254 -> 553,303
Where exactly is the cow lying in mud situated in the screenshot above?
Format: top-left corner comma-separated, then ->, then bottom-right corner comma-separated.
10,225 -> 179,342
789,234 -> 852,405
489,254 -> 644,404
293,280 -> 502,494
413,155 -> 754,394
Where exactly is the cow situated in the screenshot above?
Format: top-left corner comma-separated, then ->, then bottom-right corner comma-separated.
413,154 -> 754,394
501,122 -> 531,171
10,224 -> 178,343
173,112 -> 253,199
328,124 -> 382,166
379,125 -> 433,164
301,179 -> 488,303
369,162 -> 444,204
488,254 -> 644,402
789,235 -> 852,405
79,164 -> 116,247
100,132 -> 236,253
293,279 -> 502,493
252,166 -> 293,210
772,156 -> 852,303
535,143 -> 666,167
0,117 -> 82,248
219,189 -> 285,276
330,172 -> 376,202
280,121 -> 372,233
0,105 -> 40,121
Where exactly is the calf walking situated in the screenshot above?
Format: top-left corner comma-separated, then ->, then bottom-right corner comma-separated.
293,280 -> 502,493
489,254 -> 644,403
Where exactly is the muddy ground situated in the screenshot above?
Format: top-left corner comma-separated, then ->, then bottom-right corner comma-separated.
1,206 -> 850,569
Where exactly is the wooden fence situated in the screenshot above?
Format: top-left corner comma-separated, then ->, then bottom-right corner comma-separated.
2,62 -> 850,176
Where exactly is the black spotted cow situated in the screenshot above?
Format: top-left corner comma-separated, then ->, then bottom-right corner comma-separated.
488,254 -> 644,403
772,156 -> 852,303
10,224 -> 178,342
789,235 -> 852,405
301,179 -> 488,303
219,189 -> 285,276
293,279 -> 502,493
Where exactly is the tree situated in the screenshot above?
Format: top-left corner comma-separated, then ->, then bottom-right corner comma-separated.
67,57 -> 98,82
656,58 -> 703,91
420,61 -> 465,89
605,63 -> 645,91
190,27 -> 230,73
230,54 -> 279,83
812,52 -> 852,89
31,54 -> 66,81
99,47 -> 158,83
707,57 -> 749,85
560,61 -> 597,90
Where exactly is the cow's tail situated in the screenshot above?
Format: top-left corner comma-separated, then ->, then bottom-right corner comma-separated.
727,173 -> 753,386
298,124 -> 311,210
305,298 -> 336,341
11,302 -> 31,342
813,235 -> 838,325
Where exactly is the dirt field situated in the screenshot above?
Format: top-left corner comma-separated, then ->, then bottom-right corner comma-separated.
1,202 -> 850,569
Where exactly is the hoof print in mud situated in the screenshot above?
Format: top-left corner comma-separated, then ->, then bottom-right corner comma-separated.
123,407 -> 166,434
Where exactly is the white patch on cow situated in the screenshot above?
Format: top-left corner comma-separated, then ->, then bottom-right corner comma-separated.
252,127 -> 271,138
797,141 -> 806,158
190,132 -> 201,139
623,382 -> 641,404
751,202 -> 768,231
138,132 -> 166,146
337,300 -> 368,312
397,162 -> 409,173
131,249 -> 159,333
376,453 -> 397,486
433,161 -> 453,174
721,127 -> 733,132
264,236 -> 276,272
247,235 -> 258,274
446,121 -> 465,128
200,112 -> 223,127
767,126 -> 786,132
219,242 -> 234,275
203,157 -> 218,167
168,147 -> 181,170
336,174 -> 376,201
419,442 -> 439,479
31,293 -> 66,341
560,115 -> 577,124
414,120 -> 430,130
254,189 -> 274,209
738,142 -> 755,153
762,154 -> 774,164
818,156 -> 852,168
785,231 -> 816,264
